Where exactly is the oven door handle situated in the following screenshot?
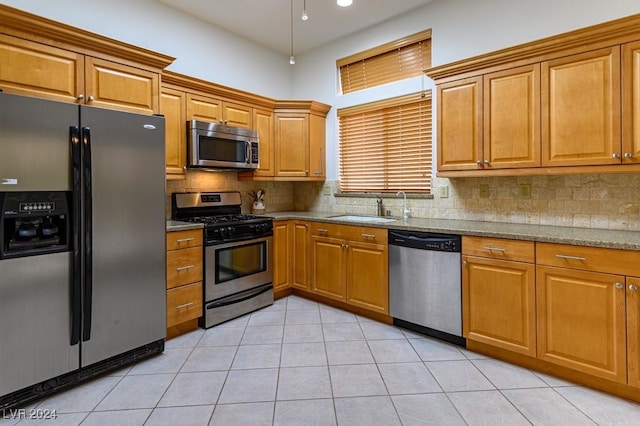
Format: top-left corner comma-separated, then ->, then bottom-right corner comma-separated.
206,285 -> 272,310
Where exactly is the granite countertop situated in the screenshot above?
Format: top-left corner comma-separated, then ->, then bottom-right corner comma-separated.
166,220 -> 204,232
265,211 -> 640,251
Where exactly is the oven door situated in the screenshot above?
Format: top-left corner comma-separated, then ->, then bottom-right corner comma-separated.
205,235 -> 272,301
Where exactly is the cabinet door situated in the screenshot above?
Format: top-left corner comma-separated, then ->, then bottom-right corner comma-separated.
0,34 -> 84,104
542,47 -> 621,166
309,114 -> 326,179
437,76 -> 483,171
463,256 -> 536,356
346,241 -> 388,314
628,276 -> 640,388
537,265 -> 627,383
222,101 -> 252,128
160,87 -> 186,177
167,282 -> 203,328
273,221 -> 291,292
275,113 -> 310,177
622,41 -> 640,164
483,65 -> 540,169
187,93 -> 222,122
85,57 -> 159,114
253,108 -> 276,177
291,221 -> 311,291
311,236 -> 346,301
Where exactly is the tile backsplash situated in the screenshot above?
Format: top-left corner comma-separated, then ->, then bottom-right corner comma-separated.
167,171 -> 639,231
294,174 -> 640,231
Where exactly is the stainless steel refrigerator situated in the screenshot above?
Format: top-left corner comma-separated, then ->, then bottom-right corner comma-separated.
0,92 -> 166,411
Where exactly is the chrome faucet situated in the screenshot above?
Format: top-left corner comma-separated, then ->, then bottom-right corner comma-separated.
396,191 -> 410,219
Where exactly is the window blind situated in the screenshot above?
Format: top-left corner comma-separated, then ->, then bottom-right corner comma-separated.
337,30 -> 431,94
338,92 -> 432,193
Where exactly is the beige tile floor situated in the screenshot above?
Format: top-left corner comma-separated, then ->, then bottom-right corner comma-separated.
4,295 -> 640,425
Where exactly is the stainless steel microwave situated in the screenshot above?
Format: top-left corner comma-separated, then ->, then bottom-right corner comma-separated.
187,120 -> 259,170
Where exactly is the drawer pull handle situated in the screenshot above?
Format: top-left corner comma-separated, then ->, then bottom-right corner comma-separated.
176,265 -> 194,271
361,233 -> 376,239
176,237 -> 195,243
317,228 -> 329,234
176,302 -> 194,310
555,254 -> 586,261
483,246 -> 506,253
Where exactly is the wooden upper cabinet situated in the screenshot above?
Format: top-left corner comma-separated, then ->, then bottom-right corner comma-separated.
274,113 -> 310,178
0,34 -> 83,103
186,93 -> 252,128
160,87 -> 186,177
623,41 -> 640,164
253,108 -> 275,177
437,76 -> 483,171
542,47 -> 621,167
484,64 -> 541,169
85,57 -> 159,114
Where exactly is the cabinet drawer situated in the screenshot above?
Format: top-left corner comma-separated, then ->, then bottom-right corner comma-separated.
462,236 -> 534,263
311,222 -> 387,244
167,246 -> 203,288
536,242 -> 640,276
167,282 -> 203,328
166,229 -> 203,250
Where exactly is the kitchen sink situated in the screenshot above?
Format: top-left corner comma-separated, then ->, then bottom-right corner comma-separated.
329,215 -> 398,223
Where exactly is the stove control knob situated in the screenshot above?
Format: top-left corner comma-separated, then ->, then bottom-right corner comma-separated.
227,226 -> 236,236
220,227 -> 228,237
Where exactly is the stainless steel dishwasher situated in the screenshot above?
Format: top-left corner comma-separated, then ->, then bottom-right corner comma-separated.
388,229 -> 465,346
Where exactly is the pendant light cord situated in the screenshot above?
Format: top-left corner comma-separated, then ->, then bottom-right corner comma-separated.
290,0 -> 294,63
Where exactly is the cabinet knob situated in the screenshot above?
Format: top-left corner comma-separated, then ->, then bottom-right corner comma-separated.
77,94 -> 85,101
305,170 -> 309,176
624,152 -> 633,158
483,160 -> 490,165
615,282 -> 624,289
462,260 -> 467,266
476,160 -> 482,166
88,95 -> 95,102
630,284 -> 638,292
612,153 -> 620,159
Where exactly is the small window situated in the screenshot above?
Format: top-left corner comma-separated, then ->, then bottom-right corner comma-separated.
338,92 -> 432,193
337,30 -> 431,94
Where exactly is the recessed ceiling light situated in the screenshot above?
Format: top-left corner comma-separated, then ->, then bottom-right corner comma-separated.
337,0 -> 353,7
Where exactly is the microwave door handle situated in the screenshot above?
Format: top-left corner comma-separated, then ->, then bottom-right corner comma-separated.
245,141 -> 251,165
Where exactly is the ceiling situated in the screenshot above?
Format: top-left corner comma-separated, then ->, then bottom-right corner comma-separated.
156,0 -> 434,56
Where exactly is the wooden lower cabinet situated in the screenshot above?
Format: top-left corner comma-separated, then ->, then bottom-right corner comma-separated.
291,221 -> 311,291
166,229 -> 204,338
628,276 -> 640,388
273,221 -> 290,292
536,266 -> 627,383
310,223 -> 389,315
463,256 -> 536,356
311,235 -> 346,301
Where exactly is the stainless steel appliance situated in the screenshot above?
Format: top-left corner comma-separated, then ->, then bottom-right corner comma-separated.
172,192 -> 273,327
187,120 -> 259,170
0,92 -> 166,412
388,229 -> 465,346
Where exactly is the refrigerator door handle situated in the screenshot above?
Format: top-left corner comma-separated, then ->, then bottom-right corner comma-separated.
81,126 -> 93,342
70,126 -> 82,346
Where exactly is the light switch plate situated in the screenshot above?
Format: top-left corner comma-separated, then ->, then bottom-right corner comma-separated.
439,186 -> 449,198
519,183 -> 531,199
479,185 -> 490,198
322,185 -> 331,196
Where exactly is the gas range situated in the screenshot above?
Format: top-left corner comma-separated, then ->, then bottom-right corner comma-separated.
171,192 -> 273,245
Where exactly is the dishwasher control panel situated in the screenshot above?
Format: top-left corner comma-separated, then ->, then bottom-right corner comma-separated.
388,230 -> 461,252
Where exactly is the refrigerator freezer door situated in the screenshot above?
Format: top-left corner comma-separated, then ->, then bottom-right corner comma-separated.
79,106 -> 166,366
0,93 -> 75,191
0,252 -> 79,396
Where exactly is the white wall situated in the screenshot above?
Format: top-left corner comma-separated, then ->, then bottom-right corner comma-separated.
0,0 -> 293,99
293,0 -> 640,179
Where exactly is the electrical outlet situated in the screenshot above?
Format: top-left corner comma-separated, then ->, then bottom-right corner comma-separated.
479,185 -> 490,198
439,186 -> 449,198
519,183 -> 531,199
322,185 -> 331,196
